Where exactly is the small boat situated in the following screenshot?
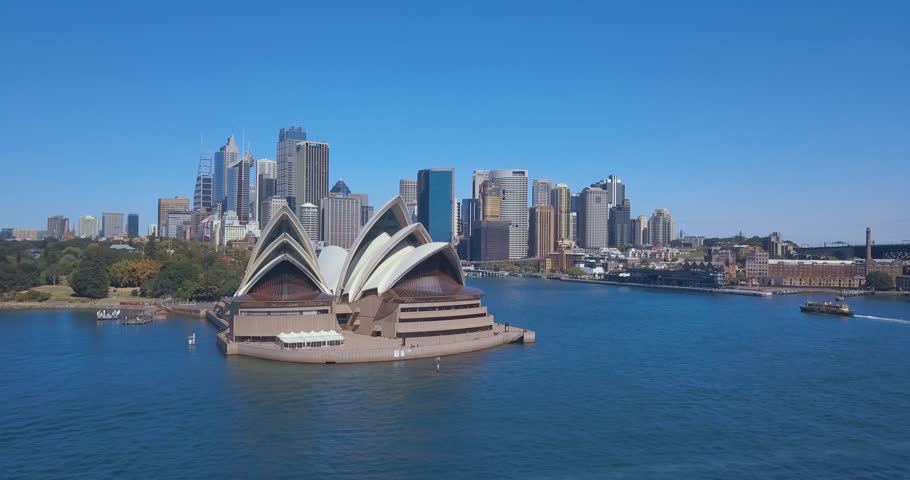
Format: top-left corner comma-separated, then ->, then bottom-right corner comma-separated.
800,301 -> 854,317
834,296 -> 845,302
187,333 -> 196,346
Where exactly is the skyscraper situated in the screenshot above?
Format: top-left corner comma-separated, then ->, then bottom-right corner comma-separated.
469,220 -> 510,262
399,179 -> 417,207
550,183 -> 571,243
127,213 -> 140,238
321,195 -> 361,248
257,177 -> 277,229
261,197 -> 288,230
608,200 -> 631,246
228,152 -> 251,223
460,198 -> 480,237
480,180 -> 502,221
254,158 -> 277,222
569,212 -> 577,243
158,196 -> 190,237
297,203 -> 320,240
78,216 -> 98,239
276,126 -> 307,209
46,215 -> 68,239
194,154 -> 214,213
490,169 -> 529,259
296,141 -> 330,208
350,193 -> 372,226
472,170 -> 490,200
213,135 -> 239,211
532,179 -> 552,206
631,215 -> 649,245
592,175 -> 625,206
417,168 -> 455,243
578,187 -> 609,249
649,208 -> 676,246
101,212 -> 125,238
330,179 -> 352,197
529,205 -> 555,258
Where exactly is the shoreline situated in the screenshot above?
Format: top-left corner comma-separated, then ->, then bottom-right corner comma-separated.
0,301 -> 208,318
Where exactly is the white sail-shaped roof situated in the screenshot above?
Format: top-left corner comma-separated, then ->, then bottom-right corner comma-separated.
335,196 -> 412,294
235,254 -> 329,297
376,242 -> 464,294
317,245 -> 348,295
345,223 -> 433,301
237,234 -> 328,294
246,205 -> 318,270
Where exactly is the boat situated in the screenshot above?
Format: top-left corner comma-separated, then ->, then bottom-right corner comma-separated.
800,301 -> 854,316
187,333 -> 196,346
834,296 -> 845,302
96,309 -> 121,320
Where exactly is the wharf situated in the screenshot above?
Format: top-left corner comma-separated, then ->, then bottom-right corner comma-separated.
560,278 -> 773,297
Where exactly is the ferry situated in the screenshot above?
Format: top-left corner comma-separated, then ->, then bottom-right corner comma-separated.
800,301 -> 854,317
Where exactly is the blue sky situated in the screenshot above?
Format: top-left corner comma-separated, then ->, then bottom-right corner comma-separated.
1,1 -> 908,244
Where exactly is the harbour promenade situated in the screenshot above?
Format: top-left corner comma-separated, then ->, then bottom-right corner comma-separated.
558,277 -> 773,296
215,323 -> 533,363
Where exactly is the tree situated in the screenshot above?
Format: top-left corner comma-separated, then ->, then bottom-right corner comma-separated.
565,266 -> 586,277
144,237 -> 160,261
69,256 -> 110,298
109,259 -> 161,288
866,271 -> 894,291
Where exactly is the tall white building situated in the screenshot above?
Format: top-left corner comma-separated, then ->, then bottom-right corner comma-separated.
276,126 -> 307,204
297,203 -> 320,241
77,215 -> 98,239
577,187 -> 609,249
490,169 -> 529,259
631,215 -> 649,245
261,197 -> 288,229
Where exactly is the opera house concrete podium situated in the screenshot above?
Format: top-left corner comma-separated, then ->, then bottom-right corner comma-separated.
210,196 -> 534,363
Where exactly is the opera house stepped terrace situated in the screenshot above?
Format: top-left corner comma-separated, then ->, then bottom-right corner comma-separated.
209,196 -> 535,363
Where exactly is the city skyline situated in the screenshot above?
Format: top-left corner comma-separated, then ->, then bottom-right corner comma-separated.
1,3 -> 908,244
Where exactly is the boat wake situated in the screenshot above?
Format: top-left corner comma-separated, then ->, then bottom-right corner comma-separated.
853,315 -> 910,325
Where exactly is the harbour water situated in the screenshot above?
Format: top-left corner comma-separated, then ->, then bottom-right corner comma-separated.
2,277 -> 909,479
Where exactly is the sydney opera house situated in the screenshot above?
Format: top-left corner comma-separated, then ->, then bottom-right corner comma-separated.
210,196 -> 534,363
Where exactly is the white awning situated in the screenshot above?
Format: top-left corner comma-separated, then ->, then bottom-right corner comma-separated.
277,330 -> 344,344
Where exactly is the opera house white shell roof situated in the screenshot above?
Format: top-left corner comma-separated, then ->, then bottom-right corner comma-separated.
234,196 -> 467,303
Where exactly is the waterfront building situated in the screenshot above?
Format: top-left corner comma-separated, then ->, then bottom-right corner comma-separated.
297,203 -> 320,241
213,135 -> 239,211
78,216 -> 99,239
649,208 -> 676,246
417,168 -> 455,244
127,214 -> 139,238
276,126 -> 307,210
550,183 -> 571,244
745,247 -> 770,280
295,141 -> 330,208
101,212 -> 125,238
214,197 -> 531,363
608,200 -> 631,247
529,205 -> 555,258
578,187 -> 609,249
469,220 -> 510,262
631,215 -> 649,245
46,215 -> 68,240
399,179 -> 417,207
606,268 -> 723,289
767,259 -> 866,288
480,180 -> 502,221
532,179 -> 552,206
472,169 -> 490,200
490,169 -> 529,259
158,196 -> 190,237
321,195 -> 361,248
254,159 -> 277,222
